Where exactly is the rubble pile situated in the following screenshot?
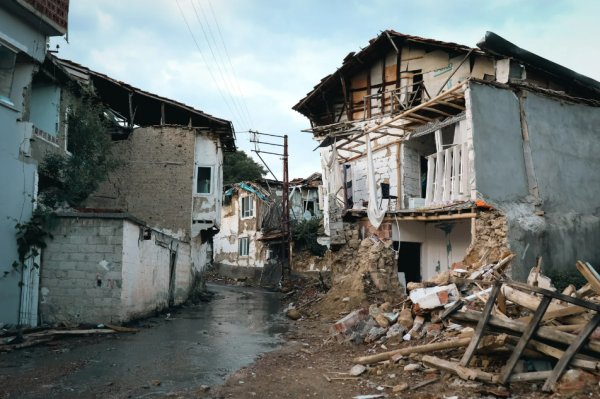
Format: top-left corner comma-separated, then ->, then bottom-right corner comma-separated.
324,254 -> 600,396
309,235 -> 404,319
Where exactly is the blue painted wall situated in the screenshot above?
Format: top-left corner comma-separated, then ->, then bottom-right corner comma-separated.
30,81 -> 61,136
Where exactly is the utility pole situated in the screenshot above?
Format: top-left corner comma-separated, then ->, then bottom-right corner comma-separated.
249,130 -> 291,281
281,135 -> 290,280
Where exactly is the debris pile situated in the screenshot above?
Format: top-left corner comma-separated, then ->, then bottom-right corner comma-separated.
325,255 -> 600,396
0,322 -> 139,353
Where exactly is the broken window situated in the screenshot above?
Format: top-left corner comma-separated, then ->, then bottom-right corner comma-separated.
303,200 -> 315,216
239,237 -> 249,256
196,166 -> 212,194
241,196 -> 254,218
0,44 -> 17,104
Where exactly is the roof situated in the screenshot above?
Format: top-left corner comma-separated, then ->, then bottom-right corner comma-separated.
292,30 -> 478,116
290,172 -> 322,186
293,30 -> 600,118
51,56 -> 236,151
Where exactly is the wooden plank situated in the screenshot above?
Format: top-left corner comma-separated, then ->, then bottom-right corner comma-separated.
516,304 -> 586,323
421,106 -> 452,117
506,281 -> 600,312
542,312 -> 600,392
425,156 -> 435,205
498,296 -> 551,385
451,310 -> 600,356
459,281 -> 501,367
434,152 -> 444,203
443,148 -> 452,202
422,356 -> 496,383
527,339 -> 598,371
439,299 -> 464,320
353,338 -> 471,365
576,261 -> 600,294
508,371 -> 552,382
497,289 -> 507,316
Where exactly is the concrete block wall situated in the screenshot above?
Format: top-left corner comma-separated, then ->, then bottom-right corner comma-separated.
40,217 -> 125,325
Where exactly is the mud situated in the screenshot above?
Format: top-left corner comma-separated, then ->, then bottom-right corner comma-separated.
0,284 -> 288,398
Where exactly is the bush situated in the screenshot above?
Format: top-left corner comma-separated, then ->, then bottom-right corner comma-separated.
292,217 -> 327,257
545,268 -> 589,293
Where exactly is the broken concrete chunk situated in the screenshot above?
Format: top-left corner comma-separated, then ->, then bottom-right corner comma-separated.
375,314 -> 389,328
380,302 -> 391,312
368,327 -> 387,341
428,270 -> 451,286
398,308 -> 413,327
331,308 -> 370,342
404,363 -> 421,371
410,284 -> 460,313
393,383 -> 408,392
383,312 -> 399,323
350,364 -> 366,376
386,323 -> 406,339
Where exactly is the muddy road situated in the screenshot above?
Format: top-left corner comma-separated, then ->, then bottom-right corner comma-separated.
0,284 -> 288,398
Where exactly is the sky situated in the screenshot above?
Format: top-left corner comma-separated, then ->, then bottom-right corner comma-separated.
52,0 -> 600,180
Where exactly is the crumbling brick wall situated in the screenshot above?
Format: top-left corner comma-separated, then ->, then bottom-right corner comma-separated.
89,126 -> 196,240
462,210 -> 510,267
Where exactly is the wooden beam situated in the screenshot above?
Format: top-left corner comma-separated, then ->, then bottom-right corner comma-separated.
460,281 -> 501,367
436,100 -> 466,111
506,281 -> 600,312
161,102 -> 165,125
498,296 -> 551,384
421,106 -> 452,117
335,80 -> 469,151
344,138 -> 404,162
542,312 -> 600,392
340,76 -> 351,121
354,338 -> 472,365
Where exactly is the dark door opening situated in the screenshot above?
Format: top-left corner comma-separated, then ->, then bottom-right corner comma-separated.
420,156 -> 428,198
168,251 -> 176,307
397,242 -> 422,285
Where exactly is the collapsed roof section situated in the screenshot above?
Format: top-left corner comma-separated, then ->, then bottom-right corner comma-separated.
293,30 -> 600,127
48,55 -> 236,152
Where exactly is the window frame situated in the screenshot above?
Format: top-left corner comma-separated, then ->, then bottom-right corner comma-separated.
240,195 -> 254,219
195,165 -> 213,195
239,237 -> 250,257
0,42 -> 18,106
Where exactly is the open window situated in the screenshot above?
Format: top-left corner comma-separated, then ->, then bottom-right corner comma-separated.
0,43 -> 17,105
196,166 -> 212,194
239,237 -> 249,257
303,199 -> 315,216
241,195 -> 254,219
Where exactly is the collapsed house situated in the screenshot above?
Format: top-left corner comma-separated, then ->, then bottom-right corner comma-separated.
0,50 -> 236,326
213,173 -> 322,282
292,30 -> 600,287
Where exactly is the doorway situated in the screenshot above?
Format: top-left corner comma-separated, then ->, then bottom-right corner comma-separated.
168,251 -> 177,307
397,242 -> 422,284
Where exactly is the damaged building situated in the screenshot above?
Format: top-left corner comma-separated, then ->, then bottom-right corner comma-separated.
213,173 -> 322,282
1,47 -> 235,325
293,30 -> 600,288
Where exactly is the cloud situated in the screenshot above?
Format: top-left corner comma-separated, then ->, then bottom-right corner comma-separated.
53,0 -> 600,180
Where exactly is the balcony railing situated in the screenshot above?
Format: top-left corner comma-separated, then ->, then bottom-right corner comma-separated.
424,143 -> 469,206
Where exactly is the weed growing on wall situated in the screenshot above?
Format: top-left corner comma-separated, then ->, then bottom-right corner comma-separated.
4,208 -> 56,282
39,85 -> 121,207
292,217 -> 327,257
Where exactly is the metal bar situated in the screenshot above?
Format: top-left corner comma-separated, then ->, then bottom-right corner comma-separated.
499,295 -> 552,385
436,49 -> 473,96
249,140 -> 284,147
253,131 -> 285,138
254,151 -> 278,181
542,312 -> 600,391
252,150 -> 284,157
459,281 -> 501,367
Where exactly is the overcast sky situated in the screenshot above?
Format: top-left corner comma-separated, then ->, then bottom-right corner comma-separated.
52,0 -> 600,180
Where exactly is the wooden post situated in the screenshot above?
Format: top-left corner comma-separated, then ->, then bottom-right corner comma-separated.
499,295 -> 551,384
161,102 -> 165,125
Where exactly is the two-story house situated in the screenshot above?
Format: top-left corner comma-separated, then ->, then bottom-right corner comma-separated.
0,0 -> 70,326
293,30 -> 600,288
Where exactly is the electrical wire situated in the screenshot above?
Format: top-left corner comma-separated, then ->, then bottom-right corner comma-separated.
175,0 -> 244,130
189,0 -> 249,131
206,0 -> 256,129
196,0 -> 253,130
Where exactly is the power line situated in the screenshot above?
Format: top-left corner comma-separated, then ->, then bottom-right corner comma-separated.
175,0 -> 244,130
207,0 -> 256,129
190,0 -> 250,131
196,0 -> 253,130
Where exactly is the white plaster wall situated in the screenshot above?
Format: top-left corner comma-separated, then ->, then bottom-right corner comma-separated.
391,220 -> 471,282
421,220 -> 471,281
213,191 -> 267,268
120,220 -> 192,321
192,133 -> 223,224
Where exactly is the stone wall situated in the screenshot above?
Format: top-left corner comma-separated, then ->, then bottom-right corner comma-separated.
463,210 -> 509,268
40,215 -> 193,324
88,126 -> 197,240
40,217 -> 124,324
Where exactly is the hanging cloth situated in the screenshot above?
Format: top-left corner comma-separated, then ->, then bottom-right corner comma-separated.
322,144 -> 344,200
366,133 -> 386,230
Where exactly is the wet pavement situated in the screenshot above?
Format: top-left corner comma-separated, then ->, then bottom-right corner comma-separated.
0,283 -> 289,398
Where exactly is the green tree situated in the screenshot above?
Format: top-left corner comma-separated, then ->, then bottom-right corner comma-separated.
223,150 -> 267,185
39,86 -> 121,207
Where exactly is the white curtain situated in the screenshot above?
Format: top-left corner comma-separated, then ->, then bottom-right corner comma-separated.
322,145 -> 344,200
366,133 -> 386,229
